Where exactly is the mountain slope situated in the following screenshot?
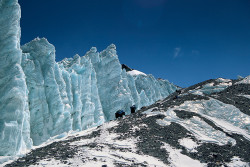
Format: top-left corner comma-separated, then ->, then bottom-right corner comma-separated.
4,77 -> 250,167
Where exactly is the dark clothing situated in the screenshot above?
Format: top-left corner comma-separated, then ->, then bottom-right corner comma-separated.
176,90 -> 181,94
115,110 -> 125,118
130,105 -> 136,114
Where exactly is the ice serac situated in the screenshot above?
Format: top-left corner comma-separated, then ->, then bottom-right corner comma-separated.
59,45 -> 177,122
83,44 -> 177,120
21,38 -> 72,145
87,44 -> 133,120
127,71 -> 177,107
59,52 -> 105,131
0,0 -> 32,155
0,0 -> 177,156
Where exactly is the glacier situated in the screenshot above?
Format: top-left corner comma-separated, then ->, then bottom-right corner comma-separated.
0,0 -> 177,156
0,0 -> 32,156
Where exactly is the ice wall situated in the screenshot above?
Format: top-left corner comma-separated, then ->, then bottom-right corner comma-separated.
60,44 -> 177,121
85,45 -> 133,120
0,0 -> 177,156
21,38 -> 73,146
0,0 -> 32,155
59,53 -> 105,131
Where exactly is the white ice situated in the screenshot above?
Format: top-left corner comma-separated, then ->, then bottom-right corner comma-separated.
127,70 -> 147,76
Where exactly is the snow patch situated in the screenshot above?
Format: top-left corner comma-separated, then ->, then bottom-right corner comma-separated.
189,79 -> 232,95
236,75 -> 250,84
238,94 -> 250,99
156,119 -> 171,126
216,78 -> 231,83
127,70 -> 147,76
227,157 -> 249,167
170,99 -> 250,140
179,138 -> 199,152
162,143 -> 206,167
152,104 -> 238,145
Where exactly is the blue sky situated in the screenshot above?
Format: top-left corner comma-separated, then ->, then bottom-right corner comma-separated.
19,0 -> 250,87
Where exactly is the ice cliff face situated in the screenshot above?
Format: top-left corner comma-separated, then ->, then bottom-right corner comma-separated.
58,44 -> 177,123
0,0 -> 177,156
0,0 -> 32,156
20,39 -> 177,153
21,38 -> 73,146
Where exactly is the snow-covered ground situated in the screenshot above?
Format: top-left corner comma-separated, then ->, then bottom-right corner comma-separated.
161,143 -> 205,167
3,76 -> 250,167
164,99 -> 250,140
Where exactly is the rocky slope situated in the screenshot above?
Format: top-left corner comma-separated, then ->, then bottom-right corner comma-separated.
4,76 -> 250,167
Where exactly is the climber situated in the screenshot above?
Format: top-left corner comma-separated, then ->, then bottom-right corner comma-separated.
173,95 -> 179,100
176,89 -> 181,94
115,110 -> 125,119
130,105 -> 136,114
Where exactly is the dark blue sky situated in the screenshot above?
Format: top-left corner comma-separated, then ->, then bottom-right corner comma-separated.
19,0 -> 250,87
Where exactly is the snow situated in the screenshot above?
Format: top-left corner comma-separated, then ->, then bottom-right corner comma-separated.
189,90 -> 204,96
189,79 -> 232,95
179,138 -> 199,152
162,99 -> 250,142
142,97 -> 250,145
216,78 -> 231,83
227,157 -> 249,167
1,0 -> 249,165
155,113 -> 235,145
127,70 -> 147,76
142,107 -> 158,114
162,143 -> 206,167
238,94 -> 250,99
157,119 -> 172,126
180,99 -> 250,139
28,119 -> 167,167
111,150 -> 167,166
236,75 -> 250,84
165,112 -> 236,145
201,115 -> 250,140
131,124 -> 148,132
0,156 -> 16,166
